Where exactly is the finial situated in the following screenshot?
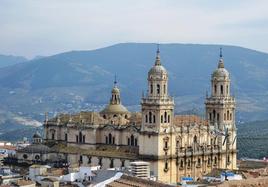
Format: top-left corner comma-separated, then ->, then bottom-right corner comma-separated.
155,43 -> 161,66
114,74 -> 117,86
218,47 -> 224,68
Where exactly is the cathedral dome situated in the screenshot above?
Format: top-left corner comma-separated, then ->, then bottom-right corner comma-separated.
101,103 -> 129,114
33,131 -> 41,139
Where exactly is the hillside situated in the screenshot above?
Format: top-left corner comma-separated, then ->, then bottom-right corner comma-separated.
0,54 -> 27,67
0,43 -> 267,125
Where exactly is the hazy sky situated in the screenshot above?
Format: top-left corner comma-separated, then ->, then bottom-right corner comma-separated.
1,0 -> 268,58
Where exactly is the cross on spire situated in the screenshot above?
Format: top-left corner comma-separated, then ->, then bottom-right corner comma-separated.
220,47 -> 223,58
114,74 -> 117,86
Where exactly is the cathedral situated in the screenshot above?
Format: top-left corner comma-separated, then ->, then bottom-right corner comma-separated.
16,47 -> 237,184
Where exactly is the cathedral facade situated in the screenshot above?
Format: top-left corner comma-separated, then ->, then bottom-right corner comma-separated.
16,48 -> 237,184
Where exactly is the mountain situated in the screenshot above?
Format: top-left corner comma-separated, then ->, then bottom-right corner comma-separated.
0,43 -> 268,126
0,54 -> 27,68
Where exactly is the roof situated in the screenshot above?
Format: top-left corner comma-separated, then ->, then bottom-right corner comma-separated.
173,115 -> 208,126
101,104 -> 129,114
106,175 -> 173,187
148,65 -> 167,77
17,144 -> 51,154
33,131 -> 42,139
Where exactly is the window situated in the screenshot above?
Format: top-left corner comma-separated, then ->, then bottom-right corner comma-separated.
221,85 -> 223,94
113,114 -> 117,118
180,160 -> 184,168
99,157 -> 102,166
157,84 -> 160,94
131,135 -> 134,146
112,137 -> 115,144
193,135 -> 197,143
224,113 -> 226,120
51,133 -> 55,140
110,159 -> 114,168
80,155 -> 83,163
227,110 -> 229,120
230,113 -> 232,120
209,113 -> 212,120
149,112 -> 152,123
161,115 -> 163,123
127,138 -> 130,145
35,155 -> 40,160
108,133 -> 112,144
227,155 -> 230,163
168,115 -> 170,123
135,138 -> 138,146
226,85 -> 229,94
76,135 -> 78,143
145,114 -> 148,123
208,158 -> 211,165
65,133 -> 68,141
164,84 -> 166,94
187,159 -> 191,167
83,135 -> 85,143
150,84 -> 153,94
176,140 -> 180,148
153,115 -> 156,123
214,157 -> 217,165
23,154 -> 28,159
213,110 -> 216,120
164,161 -> 168,172
164,112 -> 167,123
79,132 -> 82,143
165,141 -> 168,149
214,85 -> 217,94
217,113 -> 220,121
88,156 -> 92,164
197,158 -> 201,166
121,160 -> 125,167
103,115 -> 106,119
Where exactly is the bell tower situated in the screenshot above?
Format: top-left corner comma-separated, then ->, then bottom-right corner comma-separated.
205,48 -> 237,170
139,46 -> 175,182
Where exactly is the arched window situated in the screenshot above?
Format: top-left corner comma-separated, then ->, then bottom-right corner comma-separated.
51,132 -> 55,140
198,158 -> 201,165
79,132 -> 82,143
164,161 -> 168,171
217,113 -> 220,121
220,85 -> 223,94
130,135 -> 134,146
230,113 -> 232,120
164,84 -> 166,94
149,112 -> 152,123
150,84 -> 153,94
80,155 -> 83,163
153,115 -> 156,123
214,84 -> 217,94
65,133 -> 68,141
83,135 -> 85,143
227,110 -> 229,120
135,138 -> 138,146
145,115 -> 148,123
121,160 -> 125,167
209,113 -> 212,120
213,110 -> 216,120
193,135 -> 197,143
112,137 -> 115,144
180,160 -> 183,168
103,115 -> 106,119
108,133 -> 112,144
161,115 -> 163,123
226,85 -> 229,94
113,114 -> 117,118
168,115 -> 170,123
164,112 -> 167,123
35,155 -> 40,160
214,156 -> 217,165
208,157 -> 211,165
176,140 -> 180,148
157,84 -> 160,94
224,113 -> 226,120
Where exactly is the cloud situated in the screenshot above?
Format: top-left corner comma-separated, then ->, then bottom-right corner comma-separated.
0,0 -> 267,58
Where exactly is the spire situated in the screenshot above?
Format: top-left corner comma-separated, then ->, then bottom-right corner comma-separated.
155,44 -> 161,66
218,47 -> 224,68
114,74 -> 117,87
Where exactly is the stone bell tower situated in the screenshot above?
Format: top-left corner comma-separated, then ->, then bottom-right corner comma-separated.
139,46 -> 175,182
205,48 -> 237,170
